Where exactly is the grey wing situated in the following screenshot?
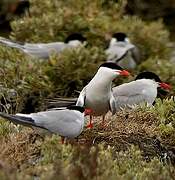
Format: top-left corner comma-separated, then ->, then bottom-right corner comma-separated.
109,92 -> 116,115
130,46 -> 141,64
115,94 -> 150,111
0,37 -> 66,59
24,42 -> 65,51
76,87 -> 86,107
106,45 -> 127,62
106,43 -> 135,62
0,112 -> 41,128
23,42 -> 66,59
32,110 -> 83,137
0,37 -> 24,50
23,48 -> 50,59
113,81 -> 155,111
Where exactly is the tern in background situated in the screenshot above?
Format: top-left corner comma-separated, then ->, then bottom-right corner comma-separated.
106,32 -> 140,70
0,33 -> 87,59
113,71 -> 171,111
0,105 -> 92,142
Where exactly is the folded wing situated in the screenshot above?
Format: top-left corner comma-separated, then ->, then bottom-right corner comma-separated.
113,80 -> 156,111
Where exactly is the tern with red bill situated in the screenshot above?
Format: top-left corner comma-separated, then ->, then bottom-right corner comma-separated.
0,105 -> 91,139
47,62 -> 130,128
112,71 -> 171,111
76,62 -> 130,128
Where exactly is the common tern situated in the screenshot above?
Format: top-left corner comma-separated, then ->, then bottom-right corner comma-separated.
76,62 -> 130,127
106,32 -> 140,69
113,71 -> 171,111
47,62 -> 130,128
0,33 -> 86,59
0,105 -> 91,141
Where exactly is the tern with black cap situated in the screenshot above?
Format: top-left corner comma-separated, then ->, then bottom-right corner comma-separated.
0,33 -> 86,59
106,32 -> 140,69
76,62 -> 130,128
0,105 -> 92,140
113,71 -> 171,111
46,62 -> 130,128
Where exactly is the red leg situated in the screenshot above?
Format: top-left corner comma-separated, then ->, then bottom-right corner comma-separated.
86,115 -> 93,129
101,115 -> 106,128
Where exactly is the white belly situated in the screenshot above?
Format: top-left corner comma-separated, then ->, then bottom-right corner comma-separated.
85,94 -> 110,116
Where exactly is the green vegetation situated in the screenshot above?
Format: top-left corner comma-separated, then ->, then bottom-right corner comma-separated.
0,0 -> 175,179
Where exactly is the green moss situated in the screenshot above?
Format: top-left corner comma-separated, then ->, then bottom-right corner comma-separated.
0,46 -> 54,112
30,144 -> 175,180
45,46 -> 105,96
0,120 -> 17,138
0,0 -> 175,178
11,0 -> 170,59
0,0 -> 172,110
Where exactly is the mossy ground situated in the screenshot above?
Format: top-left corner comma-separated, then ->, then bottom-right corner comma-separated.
0,0 -> 175,179
0,102 -> 175,179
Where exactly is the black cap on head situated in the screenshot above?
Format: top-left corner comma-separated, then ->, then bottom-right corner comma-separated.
112,32 -> 127,41
135,71 -> 162,82
67,105 -> 85,113
65,33 -> 87,43
99,62 -> 123,70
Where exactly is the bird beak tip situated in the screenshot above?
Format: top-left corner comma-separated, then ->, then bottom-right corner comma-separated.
119,70 -> 130,76
160,82 -> 171,90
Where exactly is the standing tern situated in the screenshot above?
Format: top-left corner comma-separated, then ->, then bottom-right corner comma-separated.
0,33 -> 87,59
0,105 -> 92,141
76,62 -> 130,128
113,71 -> 171,111
47,62 -> 130,128
106,32 -> 140,69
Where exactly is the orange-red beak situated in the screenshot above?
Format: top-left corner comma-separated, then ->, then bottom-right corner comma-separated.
85,108 -> 93,116
159,82 -> 171,90
119,70 -> 130,76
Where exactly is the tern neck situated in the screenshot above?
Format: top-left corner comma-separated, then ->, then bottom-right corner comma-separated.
67,40 -> 81,47
109,41 -> 126,48
89,69 -> 115,90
